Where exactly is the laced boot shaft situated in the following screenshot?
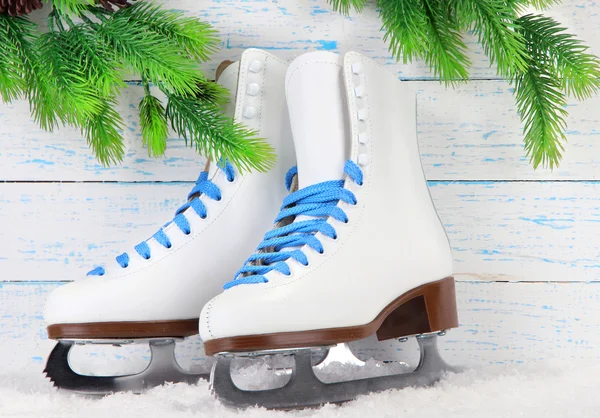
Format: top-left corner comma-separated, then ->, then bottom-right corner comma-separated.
200,51 -> 454,348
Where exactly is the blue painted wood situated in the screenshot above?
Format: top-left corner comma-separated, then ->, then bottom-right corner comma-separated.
1,181 -> 599,282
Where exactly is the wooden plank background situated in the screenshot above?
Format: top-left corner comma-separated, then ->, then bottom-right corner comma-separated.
1,0 -> 599,372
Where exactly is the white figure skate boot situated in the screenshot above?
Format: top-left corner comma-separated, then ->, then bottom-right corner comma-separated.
200,51 -> 458,409
43,49 -> 296,394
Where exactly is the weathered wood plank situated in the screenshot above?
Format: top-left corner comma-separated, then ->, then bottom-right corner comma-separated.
1,182 -> 598,283
0,86 -> 205,182
161,0 -> 600,80
2,80 -> 600,181
1,281 -> 597,372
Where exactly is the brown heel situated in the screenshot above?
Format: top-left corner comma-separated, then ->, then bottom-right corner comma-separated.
376,276 -> 458,341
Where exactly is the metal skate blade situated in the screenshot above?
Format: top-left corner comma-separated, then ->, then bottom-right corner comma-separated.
210,334 -> 459,410
65,337 -> 185,347
44,339 -> 209,395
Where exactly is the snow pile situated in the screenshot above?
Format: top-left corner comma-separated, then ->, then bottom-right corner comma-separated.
0,359 -> 598,418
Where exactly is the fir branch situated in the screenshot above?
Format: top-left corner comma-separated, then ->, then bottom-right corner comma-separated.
64,23 -> 124,97
165,93 -> 276,173
0,15 -> 29,101
513,61 -> 567,169
3,14 -> 60,130
377,0 -> 430,64
195,78 -> 231,107
518,14 -> 600,100
36,30 -> 104,123
421,0 -> 470,82
139,90 -> 169,157
328,0 -> 366,14
97,2 -> 203,96
80,99 -> 125,165
49,0 -> 94,16
451,0 -> 527,76
115,2 -> 220,62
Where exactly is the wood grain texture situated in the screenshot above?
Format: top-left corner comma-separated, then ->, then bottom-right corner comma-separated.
1,281 -> 597,372
2,80 -> 599,181
1,182 -> 599,283
173,0 -> 600,80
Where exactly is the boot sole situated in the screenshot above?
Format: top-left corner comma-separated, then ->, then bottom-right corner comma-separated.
204,276 -> 458,356
47,319 -> 199,340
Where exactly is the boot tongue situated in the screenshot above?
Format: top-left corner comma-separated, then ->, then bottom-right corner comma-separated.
286,51 -> 350,189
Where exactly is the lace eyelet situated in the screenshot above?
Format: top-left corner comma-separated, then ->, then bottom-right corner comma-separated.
184,229 -> 191,236
227,176 -> 235,183
122,264 -> 129,269
217,197 -> 222,202
200,214 -> 207,220
333,234 -> 338,240
166,244 -> 172,249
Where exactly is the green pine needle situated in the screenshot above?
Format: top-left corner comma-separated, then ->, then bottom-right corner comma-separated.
421,0 -> 471,83
119,2 -> 220,62
518,14 -> 600,100
37,31 -> 105,123
329,0 -> 366,14
195,78 -> 231,107
452,0 -> 528,76
98,3 -> 204,97
49,0 -> 94,16
0,15 -> 28,102
66,24 -> 124,98
2,15 -> 61,130
81,99 -> 125,166
165,93 -> 276,174
513,62 -> 567,169
139,93 -> 169,157
377,0 -> 430,64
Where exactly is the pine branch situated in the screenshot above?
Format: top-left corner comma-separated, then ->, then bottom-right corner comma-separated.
195,78 -> 231,107
116,2 -> 220,62
80,98 -> 125,166
49,0 -> 95,16
139,89 -> 169,157
328,0 -> 366,14
165,93 -> 276,173
65,23 -> 124,97
97,2 -> 203,96
378,0 -> 430,64
421,0 -> 470,83
2,14 -> 61,130
36,30 -> 104,124
451,0 -> 527,77
0,15 -> 29,102
518,14 -> 600,100
513,61 -> 567,169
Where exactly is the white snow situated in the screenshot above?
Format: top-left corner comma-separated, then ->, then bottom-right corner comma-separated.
0,359 -> 598,418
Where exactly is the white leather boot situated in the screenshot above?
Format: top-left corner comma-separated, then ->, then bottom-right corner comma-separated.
43,49 -> 295,394
201,51 -> 458,409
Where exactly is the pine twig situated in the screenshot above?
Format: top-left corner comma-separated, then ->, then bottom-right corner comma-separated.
165,92 -> 276,174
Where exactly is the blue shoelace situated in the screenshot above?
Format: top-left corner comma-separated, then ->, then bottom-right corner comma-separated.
87,162 -> 235,276
223,159 -> 363,289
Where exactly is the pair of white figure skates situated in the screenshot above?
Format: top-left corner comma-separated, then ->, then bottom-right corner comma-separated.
43,49 -> 458,409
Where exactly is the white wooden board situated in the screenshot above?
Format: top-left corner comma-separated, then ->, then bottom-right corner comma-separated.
3,0 -> 598,181
172,0 -> 600,80
2,80 -> 599,181
1,281 -> 598,373
1,181 -> 599,283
